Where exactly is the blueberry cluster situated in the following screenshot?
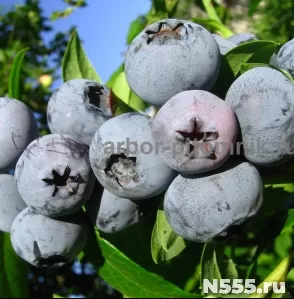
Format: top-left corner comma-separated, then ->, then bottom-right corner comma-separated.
1,18 -> 294,267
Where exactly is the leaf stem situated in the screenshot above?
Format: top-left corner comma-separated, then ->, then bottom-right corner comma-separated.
202,0 -> 222,23
249,253 -> 294,298
8,47 -> 29,100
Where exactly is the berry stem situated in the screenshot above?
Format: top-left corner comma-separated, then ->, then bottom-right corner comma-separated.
201,0 -> 233,37
202,0 -> 222,23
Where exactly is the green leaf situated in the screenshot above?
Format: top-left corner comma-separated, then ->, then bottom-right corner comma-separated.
184,264 -> 202,293
147,12 -> 169,25
201,244 -> 222,296
152,0 -> 167,13
85,229 -> 201,298
106,64 -> 136,115
165,0 -> 179,16
201,243 -> 238,296
270,290 -> 292,298
127,16 -> 147,44
248,0 -> 263,17
111,71 -> 148,112
240,62 -> 270,74
106,64 -> 124,89
151,208 -> 187,264
0,232 -> 29,298
148,0 -> 169,23
155,208 -> 185,252
281,209 -> 294,233
50,7 -> 75,21
201,0 -> 222,23
225,40 -> 279,76
112,72 -> 130,105
110,92 -> 137,116
8,47 -> 29,100
274,232 -> 292,259
192,18 -> 233,38
106,64 -> 136,116
62,30 -> 102,83
50,11 -> 63,21
92,206 -> 204,290
151,222 -> 170,264
271,183 -> 294,193
221,258 -> 239,281
64,0 -> 87,7
212,40 -> 279,99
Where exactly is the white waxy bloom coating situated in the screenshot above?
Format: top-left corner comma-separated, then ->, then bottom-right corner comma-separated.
0,97 -> 39,173
11,207 -> 89,268
125,19 -> 221,106
47,79 -> 113,145
270,53 -> 279,68
212,34 -> 235,55
164,161 -> 263,243
226,67 -> 294,166
0,174 -> 27,233
152,90 -> 238,175
90,113 -> 177,200
87,187 -> 142,234
227,33 -> 258,45
277,38 -> 294,78
15,133 -> 95,217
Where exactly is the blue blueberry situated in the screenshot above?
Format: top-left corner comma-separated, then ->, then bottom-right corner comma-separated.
86,185 -> 143,234
0,174 -> 27,232
227,33 -> 258,45
226,67 -> 294,166
90,113 -> 177,200
15,133 -> 95,217
47,79 -> 113,145
213,34 -> 235,55
125,19 -> 221,106
11,207 -> 89,268
164,160 -> 263,243
0,97 -> 39,173
277,38 -> 294,78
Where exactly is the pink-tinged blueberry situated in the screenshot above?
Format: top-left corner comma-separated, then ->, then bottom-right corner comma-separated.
152,90 -> 238,175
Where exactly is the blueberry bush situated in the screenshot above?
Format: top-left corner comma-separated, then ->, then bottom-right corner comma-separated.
1,0 -> 294,298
